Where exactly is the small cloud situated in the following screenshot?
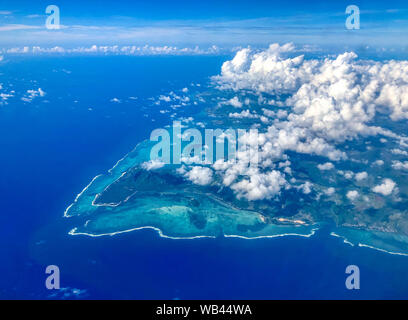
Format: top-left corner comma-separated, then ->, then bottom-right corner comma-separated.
110,98 -> 121,103
324,187 -> 335,196
0,92 -> 13,102
141,159 -> 165,171
346,190 -> 359,201
392,161 -> 408,171
227,96 -> 243,108
158,95 -> 171,102
0,24 -> 41,31
298,181 -> 312,194
373,160 -> 384,166
26,14 -> 42,18
372,179 -> 397,196
355,172 -> 368,181
183,166 -> 213,186
317,162 -> 334,171
21,88 -> 46,102
386,9 -> 400,13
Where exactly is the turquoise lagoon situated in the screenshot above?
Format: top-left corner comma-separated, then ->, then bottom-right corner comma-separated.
64,139 -> 317,239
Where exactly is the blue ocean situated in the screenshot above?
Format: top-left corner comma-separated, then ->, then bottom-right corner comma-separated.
1,55 -> 408,300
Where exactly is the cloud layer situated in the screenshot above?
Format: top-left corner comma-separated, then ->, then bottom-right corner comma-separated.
204,43 -> 408,200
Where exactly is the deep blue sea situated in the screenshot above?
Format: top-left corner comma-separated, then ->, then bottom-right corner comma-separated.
1,55 -> 408,299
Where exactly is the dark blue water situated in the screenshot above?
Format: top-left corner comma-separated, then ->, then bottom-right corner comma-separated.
1,56 -> 407,299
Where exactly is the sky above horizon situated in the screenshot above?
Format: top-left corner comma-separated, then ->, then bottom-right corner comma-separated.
1,0 -> 408,51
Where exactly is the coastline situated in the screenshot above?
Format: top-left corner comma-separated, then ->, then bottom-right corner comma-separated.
63,130 -> 408,258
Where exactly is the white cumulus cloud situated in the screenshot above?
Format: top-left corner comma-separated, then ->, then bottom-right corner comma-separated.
347,190 -> 359,201
141,159 -> 165,171
183,166 -> 213,186
372,178 -> 397,196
